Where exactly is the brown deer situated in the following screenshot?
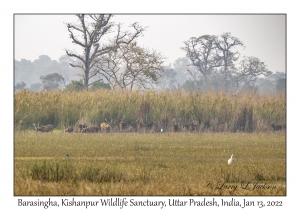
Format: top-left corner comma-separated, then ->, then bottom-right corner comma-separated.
77,123 -> 87,132
45,124 -> 54,131
136,120 -> 143,132
190,119 -> 200,131
81,125 -> 99,133
100,118 -> 112,133
172,124 -> 179,132
181,123 -> 190,131
64,126 -> 73,133
171,119 -> 180,132
119,120 -> 127,131
218,122 -> 230,132
271,123 -> 285,131
33,123 -> 54,132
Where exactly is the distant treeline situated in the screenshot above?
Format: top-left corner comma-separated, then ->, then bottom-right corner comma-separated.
14,55 -> 81,91
14,89 -> 286,133
14,55 -> 285,95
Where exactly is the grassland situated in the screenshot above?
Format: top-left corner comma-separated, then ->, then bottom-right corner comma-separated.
14,90 -> 286,195
14,90 -> 286,132
14,131 -> 286,196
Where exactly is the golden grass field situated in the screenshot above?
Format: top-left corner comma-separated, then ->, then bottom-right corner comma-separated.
14,131 -> 286,196
14,90 -> 286,133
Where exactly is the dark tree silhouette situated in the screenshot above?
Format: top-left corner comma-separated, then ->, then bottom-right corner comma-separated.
65,14 -> 146,89
182,35 -> 222,82
40,73 -> 65,91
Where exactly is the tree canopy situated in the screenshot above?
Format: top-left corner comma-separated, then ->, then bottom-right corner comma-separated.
181,32 -> 272,93
65,14 -> 146,89
40,73 -> 65,91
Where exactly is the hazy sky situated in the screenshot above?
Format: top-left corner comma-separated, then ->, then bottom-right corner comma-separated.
15,14 -> 285,73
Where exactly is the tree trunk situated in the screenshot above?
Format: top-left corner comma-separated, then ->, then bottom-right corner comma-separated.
84,70 -> 89,89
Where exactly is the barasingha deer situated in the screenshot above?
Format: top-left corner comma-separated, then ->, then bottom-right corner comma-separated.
171,119 -> 180,132
64,126 -> 74,133
218,122 -> 230,132
270,123 -> 286,131
33,123 -> 54,132
119,120 -> 127,132
81,125 -> 99,133
135,120 -> 143,132
100,118 -> 113,133
77,123 -> 87,132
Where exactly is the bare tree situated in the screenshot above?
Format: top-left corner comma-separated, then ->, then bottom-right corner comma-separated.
214,32 -> 244,91
96,42 -> 165,91
182,35 -> 222,83
65,14 -> 146,89
235,56 -> 272,90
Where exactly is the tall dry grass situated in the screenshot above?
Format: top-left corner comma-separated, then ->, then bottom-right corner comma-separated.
14,89 -> 285,132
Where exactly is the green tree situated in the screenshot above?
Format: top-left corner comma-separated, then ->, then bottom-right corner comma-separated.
64,80 -> 84,92
40,73 -> 65,91
14,81 -> 26,91
90,81 -> 111,91
182,80 -> 201,92
30,83 -> 42,92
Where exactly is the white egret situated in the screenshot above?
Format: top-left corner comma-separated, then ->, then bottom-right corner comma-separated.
228,154 -> 233,165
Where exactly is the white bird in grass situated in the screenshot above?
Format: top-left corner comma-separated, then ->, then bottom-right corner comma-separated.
228,154 -> 233,165
66,154 -> 69,160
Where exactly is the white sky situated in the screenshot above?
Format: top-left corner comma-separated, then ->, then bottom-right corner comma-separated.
15,14 -> 285,73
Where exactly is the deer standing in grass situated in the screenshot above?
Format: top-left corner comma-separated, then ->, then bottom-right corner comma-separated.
135,120 -> 143,132
172,124 -> 179,132
64,126 -> 73,133
33,123 -> 54,132
171,119 -> 179,132
190,119 -> 200,131
218,122 -> 230,132
119,120 -> 127,132
271,123 -> 286,131
81,125 -> 99,133
77,123 -> 87,132
100,118 -> 112,133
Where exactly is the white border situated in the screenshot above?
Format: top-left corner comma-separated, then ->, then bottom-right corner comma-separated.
3,0 -> 298,209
